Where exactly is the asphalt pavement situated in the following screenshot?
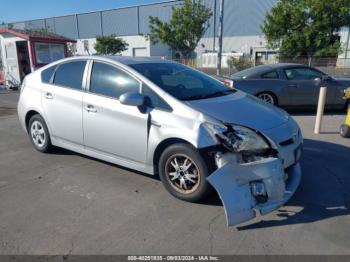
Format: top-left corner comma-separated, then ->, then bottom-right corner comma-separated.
0,92 -> 349,255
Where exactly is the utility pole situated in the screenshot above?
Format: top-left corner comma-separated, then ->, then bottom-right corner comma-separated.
345,27 -> 350,59
213,0 -> 217,52
217,0 -> 224,76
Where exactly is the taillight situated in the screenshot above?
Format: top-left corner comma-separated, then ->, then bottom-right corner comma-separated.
221,79 -> 234,88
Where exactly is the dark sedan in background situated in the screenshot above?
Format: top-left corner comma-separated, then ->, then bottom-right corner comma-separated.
222,63 -> 350,109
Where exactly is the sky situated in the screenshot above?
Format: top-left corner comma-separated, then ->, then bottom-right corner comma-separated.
0,0 -> 171,23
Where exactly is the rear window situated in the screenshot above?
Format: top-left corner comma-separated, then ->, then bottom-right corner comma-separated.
53,61 -> 86,90
231,65 -> 269,79
261,71 -> 279,79
41,65 -> 56,83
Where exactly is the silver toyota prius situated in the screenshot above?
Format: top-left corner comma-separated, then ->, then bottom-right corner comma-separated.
18,56 -> 303,226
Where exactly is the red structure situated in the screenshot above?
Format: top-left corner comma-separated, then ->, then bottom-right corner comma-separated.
0,28 -> 76,87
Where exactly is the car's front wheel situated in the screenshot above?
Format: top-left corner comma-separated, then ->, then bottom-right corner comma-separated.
158,143 -> 212,202
28,114 -> 53,153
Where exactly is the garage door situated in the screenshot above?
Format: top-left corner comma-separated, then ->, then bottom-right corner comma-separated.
133,48 -> 148,57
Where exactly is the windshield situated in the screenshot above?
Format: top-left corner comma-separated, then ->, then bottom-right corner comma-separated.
130,62 -> 235,101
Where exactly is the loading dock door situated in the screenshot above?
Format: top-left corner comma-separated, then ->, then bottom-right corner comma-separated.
5,42 -> 20,87
133,48 -> 148,57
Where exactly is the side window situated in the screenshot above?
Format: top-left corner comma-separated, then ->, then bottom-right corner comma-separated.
142,84 -> 172,111
41,65 -> 56,83
261,71 -> 279,79
90,62 -> 140,98
284,67 -> 322,80
53,61 -> 86,90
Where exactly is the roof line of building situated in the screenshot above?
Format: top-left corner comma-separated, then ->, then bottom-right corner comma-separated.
7,0 -> 183,25
0,27 -> 77,42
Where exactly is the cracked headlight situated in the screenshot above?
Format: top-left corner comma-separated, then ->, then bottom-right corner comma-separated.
203,122 -> 227,141
226,125 -> 270,152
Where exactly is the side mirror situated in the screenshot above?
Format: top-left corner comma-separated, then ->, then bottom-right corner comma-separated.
314,75 -> 331,82
119,92 -> 145,107
321,75 -> 332,81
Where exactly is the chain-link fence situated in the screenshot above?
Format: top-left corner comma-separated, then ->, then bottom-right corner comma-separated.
171,55 -> 350,78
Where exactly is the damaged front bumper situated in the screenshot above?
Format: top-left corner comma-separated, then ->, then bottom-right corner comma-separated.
207,155 -> 301,226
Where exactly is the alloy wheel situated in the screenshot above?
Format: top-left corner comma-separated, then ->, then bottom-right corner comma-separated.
165,154 -> 201,194
30,120 -> 46,148
258,93 -> 275,105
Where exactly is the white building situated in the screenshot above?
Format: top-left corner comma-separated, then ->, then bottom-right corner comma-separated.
2,0 -> 348,73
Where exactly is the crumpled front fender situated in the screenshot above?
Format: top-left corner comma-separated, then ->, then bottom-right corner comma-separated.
207,157 -> 301,226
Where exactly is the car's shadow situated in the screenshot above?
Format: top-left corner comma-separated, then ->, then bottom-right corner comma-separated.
284,108 -> 345,116
237,138 -> 350,230
50,138 -> 350,226
50,147 -> 162,182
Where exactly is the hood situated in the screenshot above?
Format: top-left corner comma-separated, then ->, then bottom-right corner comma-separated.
334,78 -> 350,87
186,91 -> 289,131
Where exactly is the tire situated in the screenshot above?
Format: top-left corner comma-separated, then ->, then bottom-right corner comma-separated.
340,124 -> 350,138
257,92 -> 277,105
158,143 -> 212,202
28,114 -> 53,153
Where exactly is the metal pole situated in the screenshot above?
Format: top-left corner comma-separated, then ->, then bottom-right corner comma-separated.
345,27 -> 350,59
100,11 -> 104,36
217,0 -> 224,76
213,0 -> 217,52
314,86 -> 327,134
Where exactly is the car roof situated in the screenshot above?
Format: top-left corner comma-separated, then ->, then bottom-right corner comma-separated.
54,55 -> 175,67
266,63 -> 305,68
252,63 -> 305,70
231,63 -> 308,78
98,55 -> 174,65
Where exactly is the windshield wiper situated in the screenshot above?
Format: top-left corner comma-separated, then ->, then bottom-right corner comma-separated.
182,89 -> 235,101
181,94 -> 209,101
204,89 -> 236,99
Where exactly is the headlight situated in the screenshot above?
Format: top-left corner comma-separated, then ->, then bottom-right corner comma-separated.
226,125 -> 270,152
203,122 -> 227,141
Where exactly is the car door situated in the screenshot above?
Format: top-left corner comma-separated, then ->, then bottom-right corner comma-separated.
42,60 -> 87,146
321,77 -> 344,106
283,67 -> 325,106
83,60 -> 149,164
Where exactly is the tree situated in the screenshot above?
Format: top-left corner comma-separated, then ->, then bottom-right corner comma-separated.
94,35 -> 128,55
148,0 -> 212,58
227,56 -> 252,71
262,0 -> 350,62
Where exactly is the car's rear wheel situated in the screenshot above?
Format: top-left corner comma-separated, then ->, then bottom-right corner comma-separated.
257,92 -> 277,105
28,114 -> 53,153
158,143 -> 212,202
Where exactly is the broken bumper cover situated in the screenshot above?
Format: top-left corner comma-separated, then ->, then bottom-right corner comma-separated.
207,158 -> 301,226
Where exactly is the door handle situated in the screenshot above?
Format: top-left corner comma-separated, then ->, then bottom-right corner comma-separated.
288,84 -> 298,88
85,105 -> 97,113
44,92 -> 53,99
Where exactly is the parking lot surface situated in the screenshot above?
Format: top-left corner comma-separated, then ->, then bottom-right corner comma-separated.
0,92 -> 350,255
